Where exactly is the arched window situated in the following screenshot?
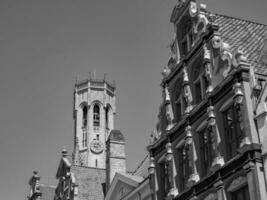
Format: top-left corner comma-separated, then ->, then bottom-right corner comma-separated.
82,106 -> 87,127
105,107 -> 109,129
93,104 -> 100,127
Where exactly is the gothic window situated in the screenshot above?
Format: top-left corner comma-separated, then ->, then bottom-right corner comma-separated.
82,128 -> 87,148
105,107 -> 109,129
93,104 -> 100,127
223,104 -> 242,160
199,127 -> 212,177
231,185 -> 250,200
82,106 -> 87,127
178,144 -> 190,191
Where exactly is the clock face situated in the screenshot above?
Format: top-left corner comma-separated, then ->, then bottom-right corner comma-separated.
90,139 -> 104,154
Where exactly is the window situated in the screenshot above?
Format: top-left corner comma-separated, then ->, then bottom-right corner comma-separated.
178,145 -> 190,191
82,128 -> 87,148
223,104 -> 242,160
158,162 -> 167,199
176,100 -> 182,122
192,63 -> 206,104
93,104 -> 100,127
180,18 -> 193,56
175,78 -> 184,122
105,107 -> 109,129
82,106 -> 87,127
199,127 -> 212,177
194,80 -> 202,104
231,185 -> 250,200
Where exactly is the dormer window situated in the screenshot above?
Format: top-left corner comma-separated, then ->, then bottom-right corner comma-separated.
93,104 -> 100,127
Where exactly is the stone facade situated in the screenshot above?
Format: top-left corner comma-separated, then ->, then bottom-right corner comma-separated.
73,77 -> 116,169
71,165 -> 105,200
52,75 -> 128,200
106,130 -> 126,190
148,1 -> 267,200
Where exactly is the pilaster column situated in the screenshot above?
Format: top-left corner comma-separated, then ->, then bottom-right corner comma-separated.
148,156 -> 157,200
165,86 -> 175,131
207,106 -> 224,170
233,82 -> 251,149
166,142 -> 178,199
203,44 -> 213,95
185,125 -> 200,187
214,180 -> 227,200
243,161 -> 267,200
183,67 -> 193,114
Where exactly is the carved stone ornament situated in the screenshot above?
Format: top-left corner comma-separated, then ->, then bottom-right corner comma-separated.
232,47 -> 248,67
204,193 -> 217,200
189,1 -> 197,17
212,35 -> 222,49
90,139 -> 104,154
162,65 -> 171,77
212,36 -> 233,77
222,50 -> 233,78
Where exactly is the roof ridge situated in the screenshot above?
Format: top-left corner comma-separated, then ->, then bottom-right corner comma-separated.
211,11 -> 267,27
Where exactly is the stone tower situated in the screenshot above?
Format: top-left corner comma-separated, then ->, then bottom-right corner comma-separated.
106,130 -> 126,190
72,75 -> 116,169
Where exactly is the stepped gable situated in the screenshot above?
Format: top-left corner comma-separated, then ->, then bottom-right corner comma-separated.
71,165 -> 105,200
214,13 -> 267,74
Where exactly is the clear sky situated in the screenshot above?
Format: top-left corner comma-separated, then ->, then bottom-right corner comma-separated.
0,0 -> 266,199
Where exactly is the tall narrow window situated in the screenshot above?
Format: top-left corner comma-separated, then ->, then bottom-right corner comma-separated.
178,145 -> 190,191
82,128 -> 87,148
194,81 -> 202,104
199,128 -> 212,177
175,78 -> 183,122
176,100 -> 182,122
95,159 -> 98,168
158,162 -> 167,199
82,106 -> 87,127
93,104 -> 100,127
105,107 -> 109,129
223,104 -> 242,160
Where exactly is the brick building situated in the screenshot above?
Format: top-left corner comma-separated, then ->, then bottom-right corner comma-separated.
147,1 -> 267,200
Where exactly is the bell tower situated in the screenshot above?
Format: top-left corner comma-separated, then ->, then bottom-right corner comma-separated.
72,74 -> 116,169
